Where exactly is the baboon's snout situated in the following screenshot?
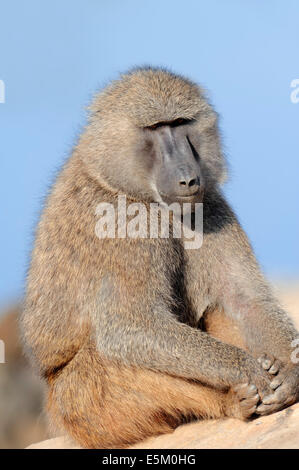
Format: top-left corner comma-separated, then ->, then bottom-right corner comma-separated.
175,166 -> 201,197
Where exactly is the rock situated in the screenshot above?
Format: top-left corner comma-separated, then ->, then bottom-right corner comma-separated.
27,436 -> 80,449
27,403 -> 299,449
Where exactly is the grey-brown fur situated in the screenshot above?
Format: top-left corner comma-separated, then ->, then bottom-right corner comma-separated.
21,67 -> 299,448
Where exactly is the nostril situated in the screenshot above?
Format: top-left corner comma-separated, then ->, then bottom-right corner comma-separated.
188,178 -> 196,187
179,178 -> 200,188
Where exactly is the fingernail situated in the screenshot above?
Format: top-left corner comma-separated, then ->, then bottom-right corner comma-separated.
263,360 -> 271,369
270,381 -> 279,390
262,395 -> 272,404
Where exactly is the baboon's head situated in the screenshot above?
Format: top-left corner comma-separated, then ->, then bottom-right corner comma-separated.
80,67 -> 227,203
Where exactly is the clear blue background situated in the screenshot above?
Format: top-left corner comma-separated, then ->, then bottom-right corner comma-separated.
0,0 -> 298,306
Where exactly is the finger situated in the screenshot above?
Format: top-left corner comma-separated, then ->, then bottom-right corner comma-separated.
257,354 -> 276,371
269,361 -> 280,375
256,402 -> 284,415
262,388 -> 296,406
262,392 -> 281,405
262,358 -> 273,370
257,354 -> 266,364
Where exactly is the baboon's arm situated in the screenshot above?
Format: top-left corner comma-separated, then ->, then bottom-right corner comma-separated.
95,299 -> 270,395
192,192 -> 299,413
223,288 -> 298,363
201,192 -> 299,363
215,221 -> 299,363
217,230 -> 299,413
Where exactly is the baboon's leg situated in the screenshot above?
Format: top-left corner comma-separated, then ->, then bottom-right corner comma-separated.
47,343 -> 230,449
203,307 -> 247,350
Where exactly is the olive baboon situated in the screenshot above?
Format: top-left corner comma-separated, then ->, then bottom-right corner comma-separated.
22,68 -> 299,448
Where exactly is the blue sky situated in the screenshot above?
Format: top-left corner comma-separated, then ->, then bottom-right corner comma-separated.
0,0 -> 298,305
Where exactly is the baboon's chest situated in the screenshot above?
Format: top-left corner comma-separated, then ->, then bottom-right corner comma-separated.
180,247 -> 211,326
167,245 -> 209,327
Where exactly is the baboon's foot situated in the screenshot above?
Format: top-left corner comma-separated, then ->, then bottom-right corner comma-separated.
256,358 -> 299,415
227,383 -> 259,420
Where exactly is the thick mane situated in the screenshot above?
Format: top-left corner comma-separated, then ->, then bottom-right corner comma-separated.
90,67 -> 214,127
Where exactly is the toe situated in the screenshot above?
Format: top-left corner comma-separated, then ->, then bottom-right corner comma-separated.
256,403 -> 282,415
270,376 -> 284,390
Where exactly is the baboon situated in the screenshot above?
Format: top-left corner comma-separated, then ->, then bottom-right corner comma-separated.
21,67 -> 299,449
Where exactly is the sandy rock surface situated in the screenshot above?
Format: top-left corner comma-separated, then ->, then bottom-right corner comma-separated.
27,403 -> 299,449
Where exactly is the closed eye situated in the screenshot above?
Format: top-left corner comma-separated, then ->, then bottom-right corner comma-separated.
186,136 -> 200,161
146,118 -> 194,130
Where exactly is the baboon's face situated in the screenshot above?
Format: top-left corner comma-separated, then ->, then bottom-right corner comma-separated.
140,119 -> 204,204
86,70 -> 226,201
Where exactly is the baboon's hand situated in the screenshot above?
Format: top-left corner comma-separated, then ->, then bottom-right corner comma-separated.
256,361 -> 299,415
257,353 -> 282,376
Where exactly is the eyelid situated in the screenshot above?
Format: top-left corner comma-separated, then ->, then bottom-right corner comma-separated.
145,118 -> 193,130
186,135 -> 200,161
